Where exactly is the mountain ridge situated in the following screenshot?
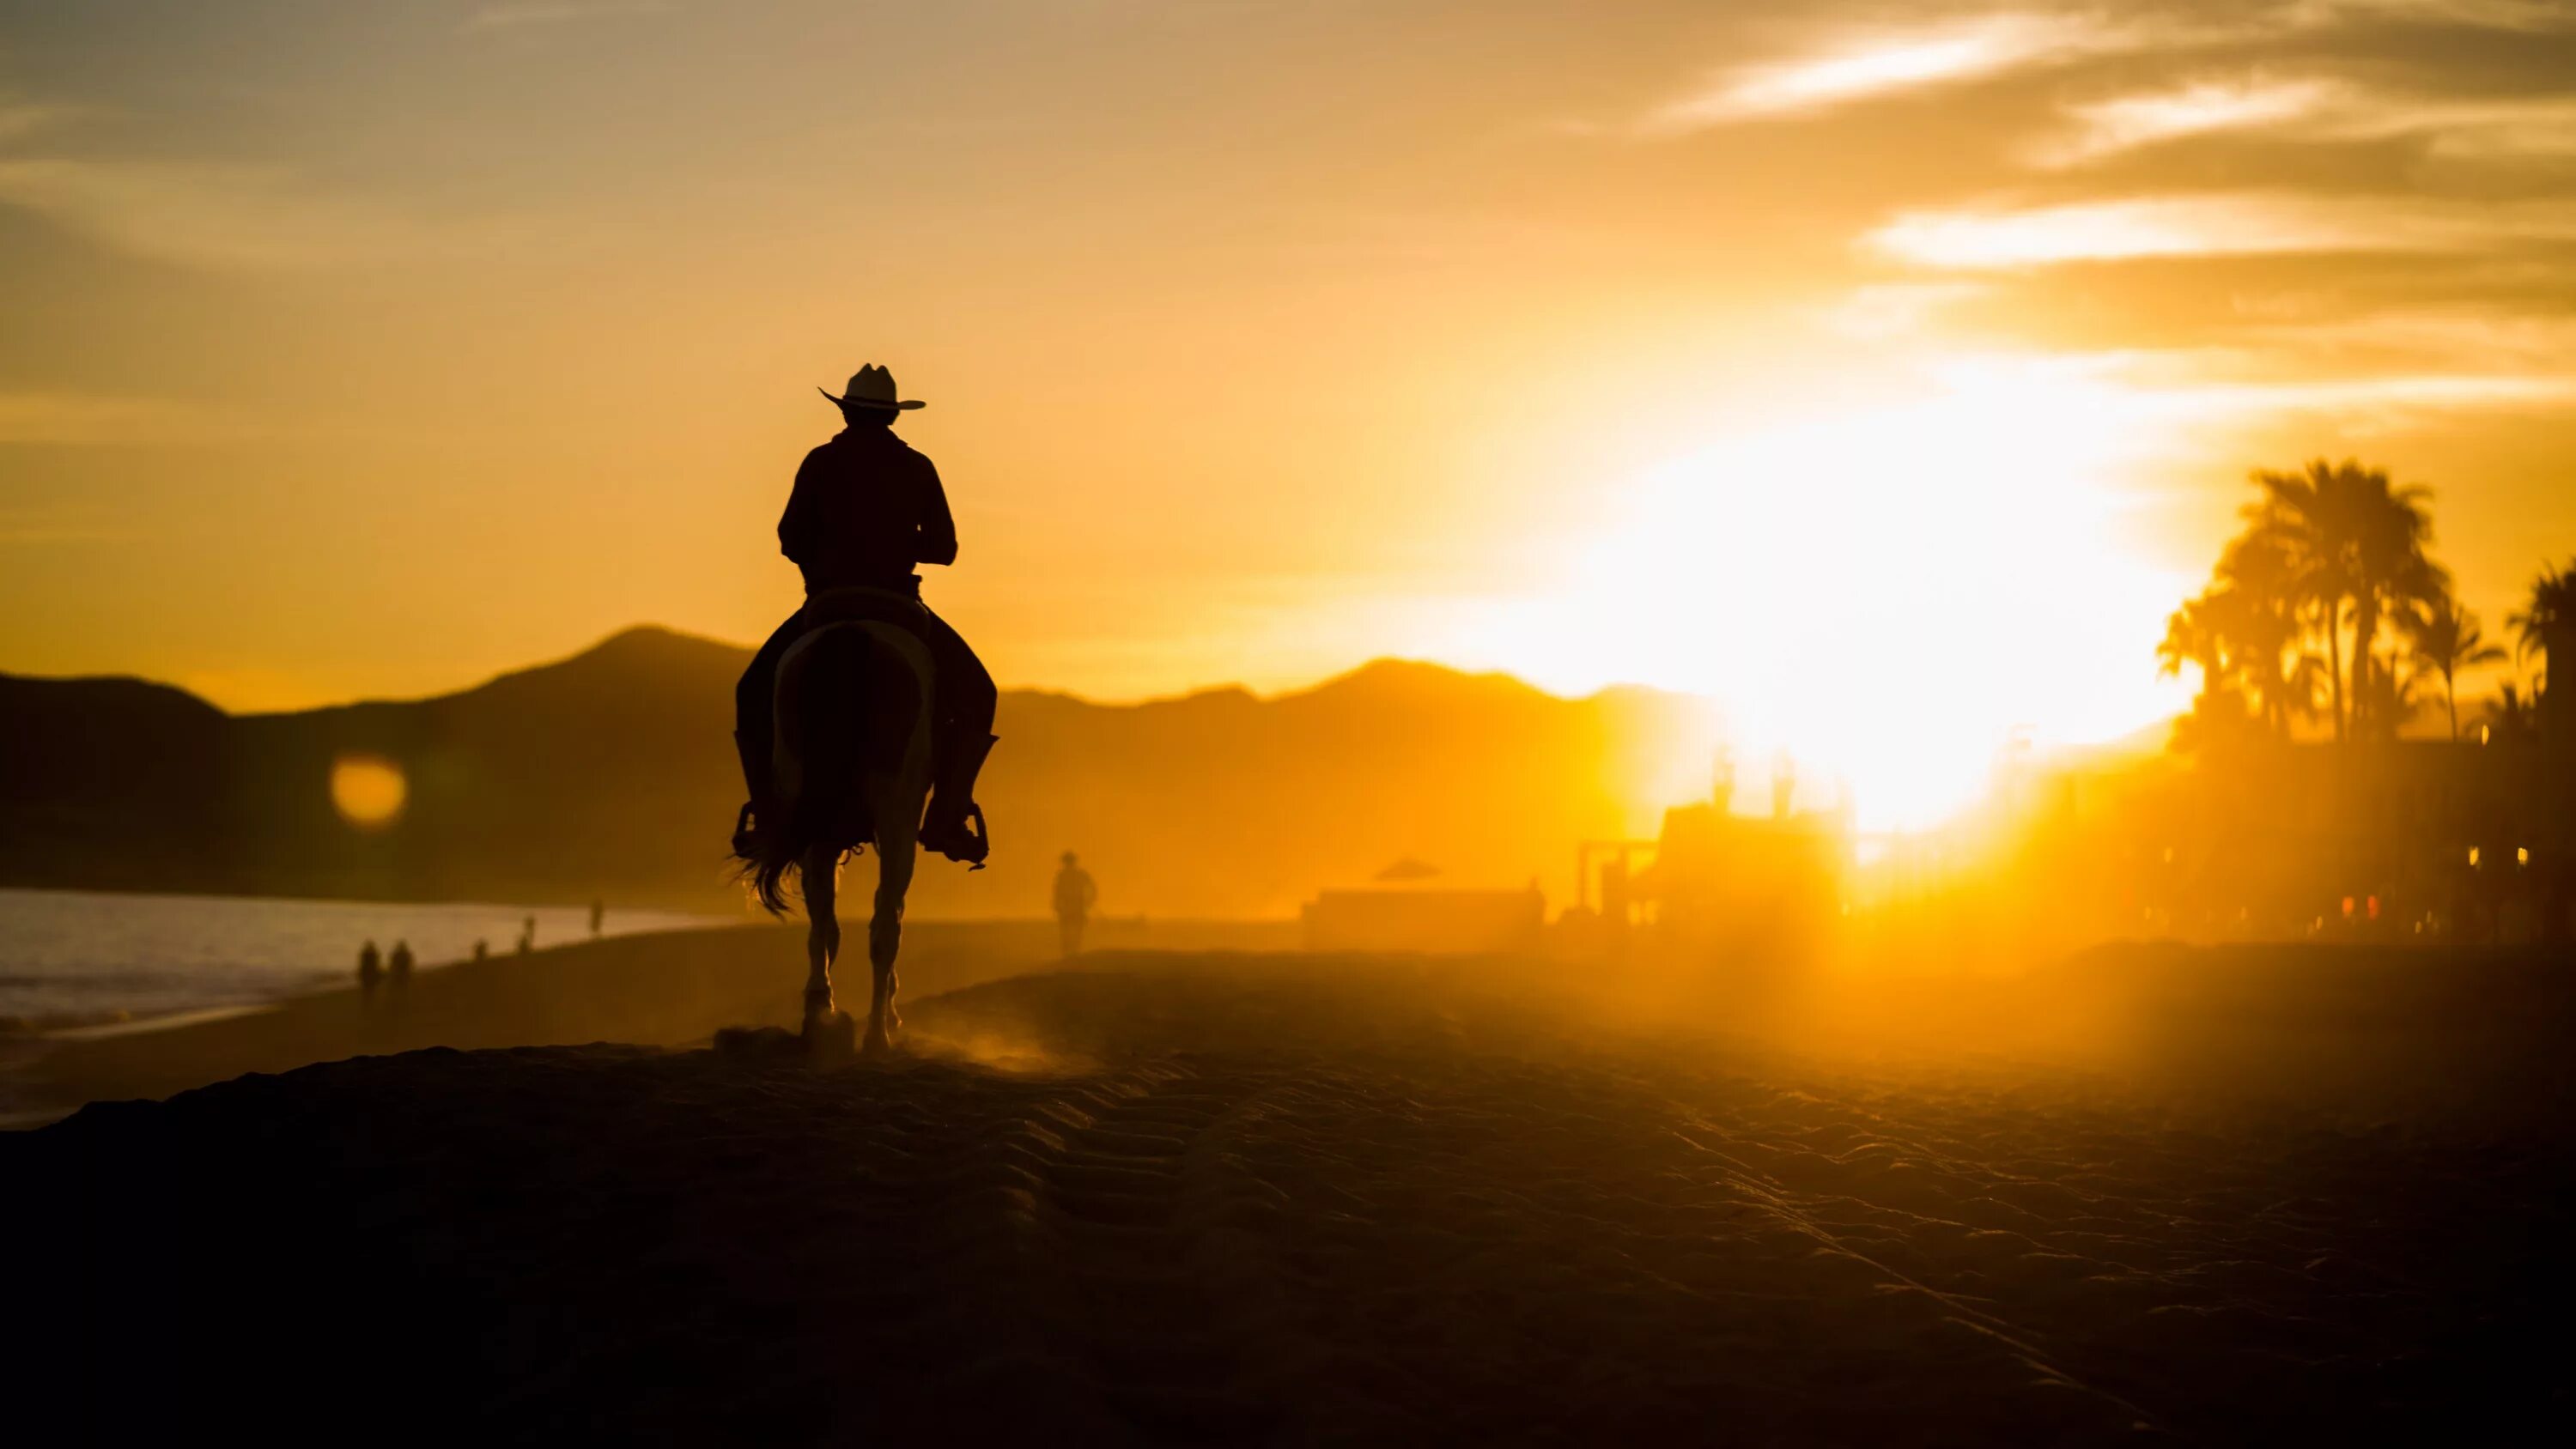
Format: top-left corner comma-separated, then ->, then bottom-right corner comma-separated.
2,626 -> 1718,919
10,626 -> 1683,722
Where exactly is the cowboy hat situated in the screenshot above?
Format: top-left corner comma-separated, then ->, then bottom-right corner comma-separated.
818,363 -> 925,411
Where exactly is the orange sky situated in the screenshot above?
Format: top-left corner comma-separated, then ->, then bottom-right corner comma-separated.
5,1 -> 2575,822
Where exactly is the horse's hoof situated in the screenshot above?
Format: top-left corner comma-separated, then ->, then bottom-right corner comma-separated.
861,1021 -> 897,1057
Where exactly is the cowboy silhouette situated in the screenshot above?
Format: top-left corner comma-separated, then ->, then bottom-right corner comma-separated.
732,364 -> 998,864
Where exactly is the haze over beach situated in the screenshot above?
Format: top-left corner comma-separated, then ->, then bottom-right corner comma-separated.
9,2 -> 2576,1443
8,0 -> 2576,827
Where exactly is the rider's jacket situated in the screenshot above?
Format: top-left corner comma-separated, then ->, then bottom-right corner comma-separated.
778,426 -> 957,597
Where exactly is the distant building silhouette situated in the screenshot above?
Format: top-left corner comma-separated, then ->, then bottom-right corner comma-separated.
1054,852 -> 1098,957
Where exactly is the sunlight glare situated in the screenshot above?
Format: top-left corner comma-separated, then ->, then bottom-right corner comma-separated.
1443,356 -> 2187,833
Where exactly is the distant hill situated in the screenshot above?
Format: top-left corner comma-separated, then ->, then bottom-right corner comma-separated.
0,627 -> 1716,919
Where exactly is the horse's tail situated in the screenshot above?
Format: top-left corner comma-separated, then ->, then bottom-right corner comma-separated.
740,834 -> 800,919
734,791 -> 802,918
732,623 -> 925,915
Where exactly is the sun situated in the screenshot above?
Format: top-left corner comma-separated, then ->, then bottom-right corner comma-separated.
1435,355 -> 2191,832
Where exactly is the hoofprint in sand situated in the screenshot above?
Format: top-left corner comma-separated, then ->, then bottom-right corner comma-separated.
13,943 -> 2571,1443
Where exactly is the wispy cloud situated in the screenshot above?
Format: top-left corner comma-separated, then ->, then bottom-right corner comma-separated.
2364,96 -> 2576,159
2032,76 -> 2339,166
1826,281 -> 1993,340
2303,0 -> 2576,30
2033,76 -> 2576,166
1627,1 -> 2576,139
1929,346 -> 2576,446
458,1 -> 675,34
1637,14 -> 2094,133
0,159 -> 526,270
1866,194 -> 2576,269
2135,367 -> 2576,437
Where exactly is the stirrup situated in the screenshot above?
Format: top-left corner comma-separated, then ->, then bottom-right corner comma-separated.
922,803 -> 990,870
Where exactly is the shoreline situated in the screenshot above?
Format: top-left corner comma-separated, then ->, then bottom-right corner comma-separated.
0,882 -> 1284,1036
43,1003 -> 281,1042
3,916 -> 1301,1125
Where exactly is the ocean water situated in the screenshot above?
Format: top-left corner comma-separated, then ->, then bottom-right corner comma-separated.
0,888 -> 726,1033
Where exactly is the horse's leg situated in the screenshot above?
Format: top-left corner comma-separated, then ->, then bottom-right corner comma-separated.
801,842 -> 841,1037
864,828 -> 915,1054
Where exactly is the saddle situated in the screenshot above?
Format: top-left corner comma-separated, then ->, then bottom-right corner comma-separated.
770,587 -> 936,806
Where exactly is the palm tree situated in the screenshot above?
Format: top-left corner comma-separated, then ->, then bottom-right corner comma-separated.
2483,682 -> 2537,743
2356,651 -> 2434,740
2158,592 -> 2230,699
2508,561 -> 2575,737
2158,591 -> 2255,750
2245,460 -> 2443,742
2408,598 -> 2506,742
2245,462 -> 2360,741
2346,476 -> 2445,741
2216,529 -> 2320,738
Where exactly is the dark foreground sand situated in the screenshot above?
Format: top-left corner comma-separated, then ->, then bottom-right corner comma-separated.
13,941 -> 2576,1444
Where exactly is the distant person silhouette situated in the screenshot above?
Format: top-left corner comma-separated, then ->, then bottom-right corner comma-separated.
518,915 -> 536,955
732,364 -> 999,866
388,940 -> 414,983
589,900 -> 605,937
472,938 -> 490,962
1054,851 -> 1097,957
356,940 -> 383,999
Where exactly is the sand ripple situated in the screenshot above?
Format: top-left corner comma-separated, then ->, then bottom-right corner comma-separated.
13,954 -> 2568,1444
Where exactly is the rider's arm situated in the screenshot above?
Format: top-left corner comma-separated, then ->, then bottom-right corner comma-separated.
915,458 -> 960,567
777,449 -> 823,567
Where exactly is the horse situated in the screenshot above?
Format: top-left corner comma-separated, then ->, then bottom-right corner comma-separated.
737,603 -> 935,1055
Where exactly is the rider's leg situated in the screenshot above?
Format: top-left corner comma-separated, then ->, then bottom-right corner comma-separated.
915,605 -> 998,862
732,609 -> 806,847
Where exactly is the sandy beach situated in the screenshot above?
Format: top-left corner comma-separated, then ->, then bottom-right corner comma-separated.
13,932 -> 2573,1443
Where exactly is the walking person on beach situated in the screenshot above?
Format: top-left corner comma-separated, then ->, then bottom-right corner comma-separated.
1054,852 -> 1097,958
589,900 -> 605,937
729,364 -> 999,867
386,940 -> 414,1011
518,916 -> 536,955
356,940 -> 383,1000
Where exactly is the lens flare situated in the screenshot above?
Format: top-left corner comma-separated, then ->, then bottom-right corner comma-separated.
331,752 -> 408,829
